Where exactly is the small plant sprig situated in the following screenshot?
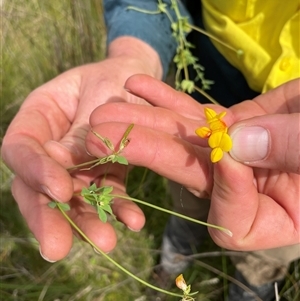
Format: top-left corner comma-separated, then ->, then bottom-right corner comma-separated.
67,123 -> 134,171
176,274 -> 198,301
71,182 -> 232,236
50,122 -> 233,230
52,200 -> 187,299
127,0 -> 243,105
81,184 -> 115,223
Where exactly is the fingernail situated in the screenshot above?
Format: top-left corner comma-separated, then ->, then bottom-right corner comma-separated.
93,247 -> 110,255
230,126 -> 269,162
41,185 -> 61,202
85,147 -> 95,157
39,246 -> 57,263
123,87 -> 132,93
127,226 -> 141,233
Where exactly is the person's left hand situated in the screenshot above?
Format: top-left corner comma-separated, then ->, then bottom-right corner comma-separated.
85,74 -> 300,251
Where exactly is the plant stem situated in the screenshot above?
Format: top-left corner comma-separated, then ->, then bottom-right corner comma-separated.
54,201 -> 184,298
194,85 -> 219,105
187,23 -> 243,55
127,6 -> 160,14
110,194 -> 232,237
66,158 -> 100,171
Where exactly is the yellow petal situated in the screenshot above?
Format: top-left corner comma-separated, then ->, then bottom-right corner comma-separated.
204,107 -> 217,120
208,132 -> 232,152
219,133 -> 232,152
209,119 -> 227,133
205,108 -> 227,123
217,111 -> 227,120
175,274 -> 188,291
211,147 -> 224,163
208,132 -> 223,148
195,126 -> 211,138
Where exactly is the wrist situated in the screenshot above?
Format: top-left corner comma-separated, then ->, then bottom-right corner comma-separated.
107,36 -> 163,80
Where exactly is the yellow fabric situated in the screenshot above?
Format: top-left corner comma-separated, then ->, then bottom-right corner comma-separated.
201,0 -> 300,92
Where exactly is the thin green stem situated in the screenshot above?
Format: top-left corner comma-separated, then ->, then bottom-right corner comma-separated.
127,6 -> 160,14
194,85 -> 220,105
161,0 -> 174,23
222,248 -> 228,300
110,194 -> 232,237
187,24 -> 243,55
172,0 -> 189,81
137,168 -> 149,195
66,158 -> 100,171
54,201 -> 184,298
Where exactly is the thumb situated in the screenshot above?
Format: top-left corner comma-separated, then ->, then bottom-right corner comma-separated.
229,114 -> 300,174
44,123 -> 92,168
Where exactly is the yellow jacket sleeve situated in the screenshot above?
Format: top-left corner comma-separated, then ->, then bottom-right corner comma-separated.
201,0 -> 300,92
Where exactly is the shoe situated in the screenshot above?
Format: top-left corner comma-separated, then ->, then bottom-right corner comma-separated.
160,216 -> 208,275
227,270 -> 284,301
144,216 -> 207,300
159,217 -> 284,301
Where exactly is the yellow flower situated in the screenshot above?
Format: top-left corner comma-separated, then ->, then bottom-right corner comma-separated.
175,274 -> 192,296
195,108 -> 232,163
175,274 -> 188,291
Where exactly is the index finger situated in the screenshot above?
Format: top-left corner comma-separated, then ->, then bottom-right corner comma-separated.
86,122 -> 213,198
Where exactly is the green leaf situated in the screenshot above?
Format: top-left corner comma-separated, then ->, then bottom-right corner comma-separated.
173,53 -> 180,63
59,203 -> 71,211
180,17 -> 192,33
102,204 -> 113,215
100,194 -> 114,205
83,195 -> 96,205
48,201 -> 57,209
181,79 -> 195,93
184,41 -> 195,49
48,201 -> 70,211
111,155 -> 118,163
102,186 -> 114,195
97,208 -> 108,223
157,2 -> 167,13
84,183 -> 97,193
171,22 -> 178,32
116,156 -> 128,165
81,187 -> 90,195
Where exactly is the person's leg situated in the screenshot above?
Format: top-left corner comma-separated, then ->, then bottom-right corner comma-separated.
160,180 -> 210,275
160,7 -> 299,299
228,245 -> 300,301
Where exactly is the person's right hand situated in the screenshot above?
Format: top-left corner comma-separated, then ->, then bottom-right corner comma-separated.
1,37 -> 163,262
86,75 -> 299,250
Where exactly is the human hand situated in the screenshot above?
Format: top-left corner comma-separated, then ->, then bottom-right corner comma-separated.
1,37 -> 162,261
87,74 -> 299,250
